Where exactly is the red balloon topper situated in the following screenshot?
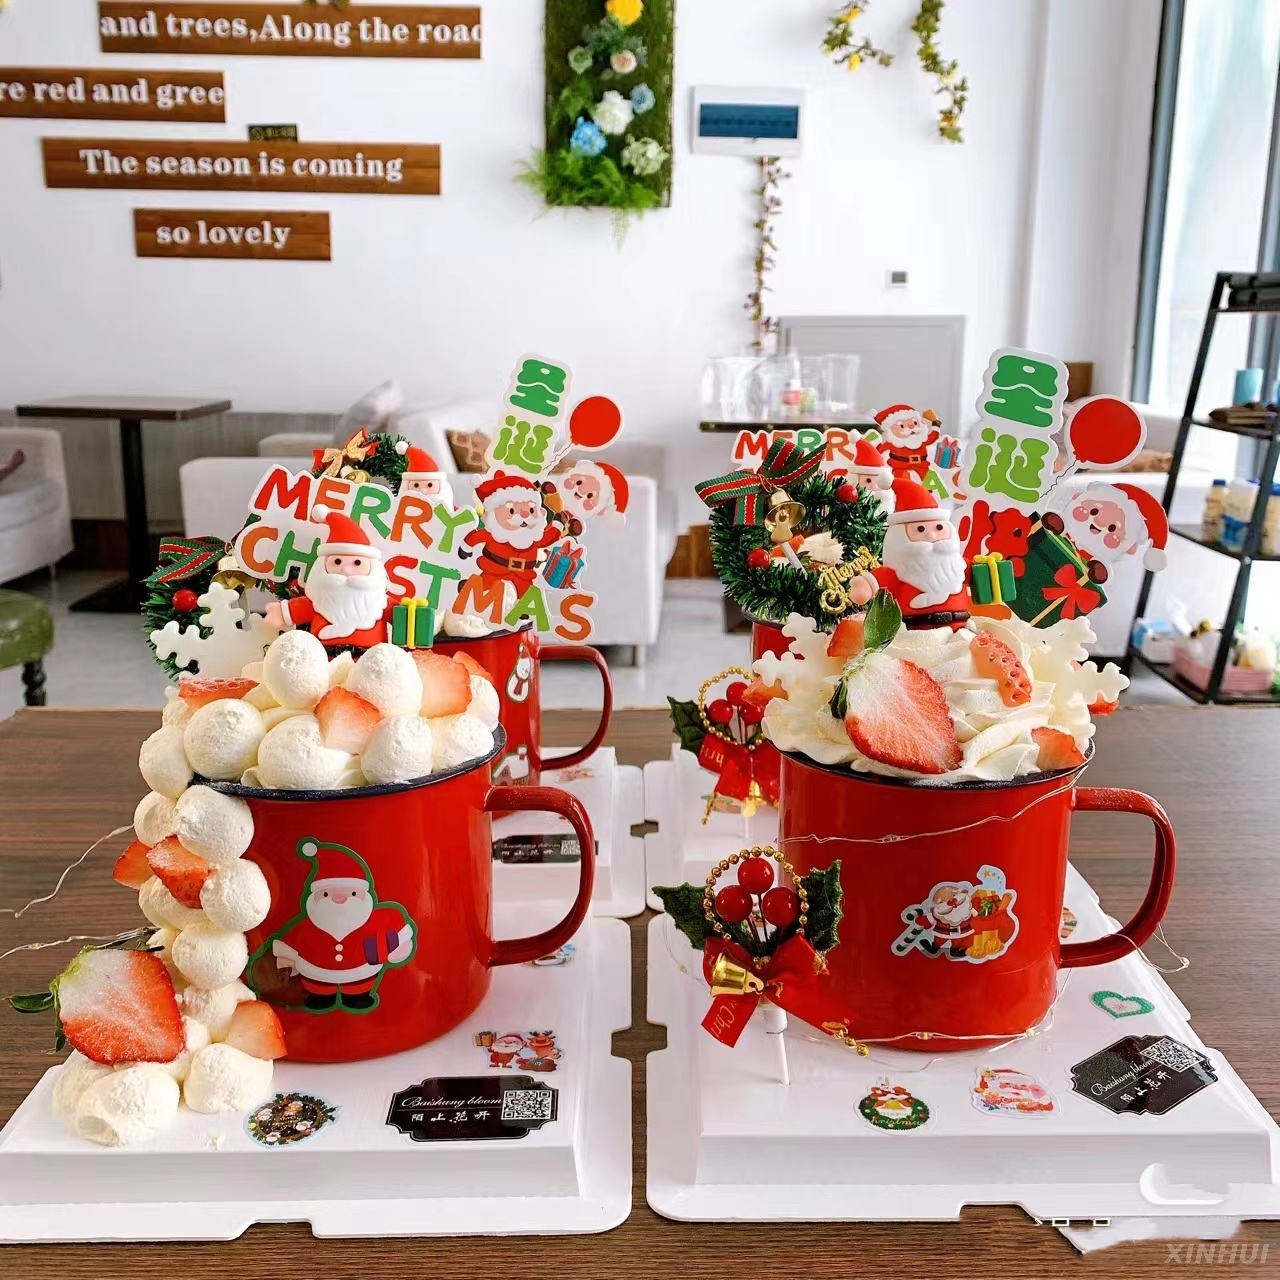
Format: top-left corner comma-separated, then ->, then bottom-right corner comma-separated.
568,396 -> 623,450
1063,395 -> 1147,470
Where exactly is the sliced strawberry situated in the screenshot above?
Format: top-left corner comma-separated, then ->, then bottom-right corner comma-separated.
970,631 -> 1032,706
113,839 -> 153,890
411,650 -> 471,717
741,676 -> 785,710
842,652 -> 962,776
178,676 -> 259,710
1089,696 -> 1119,716
452,651 -> 495,686
223,1001 -> 287,1060
54,948 -> 184,1065
826,617 -> 865,660
315,687 -> 382,753
1031,726 -> 1086,771
145,836 -> 212,910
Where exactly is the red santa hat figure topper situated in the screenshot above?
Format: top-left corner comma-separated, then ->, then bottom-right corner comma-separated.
557,459 -> 629,528
461,471 -> 561,599
1056,480 -> 1170,571
874,404 -> 941,483
396,443 -> 454,508
845,435 -> 895,507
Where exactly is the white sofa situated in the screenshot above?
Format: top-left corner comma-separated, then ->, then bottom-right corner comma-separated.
181,399 -> 676,659
0,428 -> 73,584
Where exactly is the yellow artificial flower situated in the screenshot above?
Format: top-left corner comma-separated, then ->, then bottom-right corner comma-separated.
846,53 -> 862,70
606,0 -> 644,27
839,4 -> 863,21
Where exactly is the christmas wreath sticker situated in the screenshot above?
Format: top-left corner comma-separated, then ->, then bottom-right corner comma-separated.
250,837 -> 416,1014
246,1093 -> 339,1147
892,865 -> 1018,962
858,1080 -> 930,1131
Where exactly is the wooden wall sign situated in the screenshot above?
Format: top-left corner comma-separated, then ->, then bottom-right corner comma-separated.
135,209 -> 331,260
43,138 -> 441,195
0,67 -> 225,122
99,2 -> 482,59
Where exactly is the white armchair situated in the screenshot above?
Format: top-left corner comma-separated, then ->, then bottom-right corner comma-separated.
0,428 -> 73,584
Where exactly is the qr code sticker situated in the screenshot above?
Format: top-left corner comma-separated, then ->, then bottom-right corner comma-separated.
1140,1038 -> 1202,1073
502,1088 -> 555,1123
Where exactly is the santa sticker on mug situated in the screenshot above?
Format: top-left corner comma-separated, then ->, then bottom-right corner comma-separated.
892,865 -> 1019,963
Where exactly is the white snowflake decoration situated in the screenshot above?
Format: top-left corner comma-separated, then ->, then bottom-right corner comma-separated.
151,583 -> 280,679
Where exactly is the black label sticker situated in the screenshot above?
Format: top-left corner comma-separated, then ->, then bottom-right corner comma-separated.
1070,1035 -> 1217,1115
386,1074 -> 558,1142
493,833 -> 596,865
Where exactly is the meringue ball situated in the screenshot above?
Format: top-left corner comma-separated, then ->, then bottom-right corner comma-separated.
172,923 -> 249,991
138,726 -> 193,800
52,1051 -> 115,1117
200,860 -> 271,932
327,650 -> 356,688
262,628 -> 329,710
260,705 -> 309,732
161,687 -> 192,729
139,876 -> 206,931
256,715 -> 350,790
147,927 -> 177,965
175,786 -> 253,866
119,1016 -> 210,1085
442,608 -> 494,639
346,643 -> 423,718
74,1064 -> 180,1146
133,791 -> 178,846
242,682 -> 279,712
179,980 -> 254,1040
240,660 -> 265,684
431,714 -> 494,773
183,700 -> 265,781
362,716 -> 434,785
183,1043 -> 273,1115
466,676 -> 500,731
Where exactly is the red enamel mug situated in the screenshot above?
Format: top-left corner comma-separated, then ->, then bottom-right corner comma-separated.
225,729 -> 595,1063
778,748 -> 1176,1050
750,615 -> 790,663
435,625 -> 612,787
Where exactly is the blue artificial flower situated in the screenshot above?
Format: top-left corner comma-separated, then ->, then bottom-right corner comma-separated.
630,83 -> 656,114
569,116 -> 609,158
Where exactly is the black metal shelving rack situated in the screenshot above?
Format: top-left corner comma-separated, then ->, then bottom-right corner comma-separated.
1128,271 -> 1280,704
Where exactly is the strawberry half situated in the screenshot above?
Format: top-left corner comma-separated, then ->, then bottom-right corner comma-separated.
842,651 -> 962,776
740,676 -> 785,710
315,687 -> 382,754
970,631 -> 1032,706
1089,696 -> 1119,716
223,1001 -> 287,1060
113,839 -> 153,890
54,948 -> 184,1065
452,651 -> 495,687
1031,726 -> 1086,771
412,650 -> 472,718
826,617 -> 865,661
146,836 -> 213,910
178,677 -> 259,710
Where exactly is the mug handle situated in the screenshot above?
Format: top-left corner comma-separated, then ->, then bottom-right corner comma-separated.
1059,787 -> 1177,968
483,785 -> 596,967
532,644 -> 613,771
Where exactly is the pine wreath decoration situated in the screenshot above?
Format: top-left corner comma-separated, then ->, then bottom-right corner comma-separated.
710,473 -> 887,628
142,536 -> 232,681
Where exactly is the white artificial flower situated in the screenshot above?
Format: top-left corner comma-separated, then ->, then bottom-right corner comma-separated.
610,50 -> 639,75
593,90 -> 635,136
620,135 -> 669,177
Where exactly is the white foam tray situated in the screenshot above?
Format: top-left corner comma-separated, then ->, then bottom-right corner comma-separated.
0,910 -> 632,1242
496,748 -> 645,919
644,747 -> 779,911
647,855 -> 1280,1224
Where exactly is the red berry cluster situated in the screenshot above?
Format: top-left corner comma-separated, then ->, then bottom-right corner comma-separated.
706,679 -> 764,732
714,856 -> 801,933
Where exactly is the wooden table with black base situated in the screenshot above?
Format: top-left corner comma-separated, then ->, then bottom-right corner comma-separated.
1,706 -> 1277,1276
14,396 -> 232,614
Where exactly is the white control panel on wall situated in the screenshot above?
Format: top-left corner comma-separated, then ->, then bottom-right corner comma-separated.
691,86 -> 805,157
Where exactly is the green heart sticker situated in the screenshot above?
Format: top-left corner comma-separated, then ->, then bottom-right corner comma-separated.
1091,990 -> 1155,1020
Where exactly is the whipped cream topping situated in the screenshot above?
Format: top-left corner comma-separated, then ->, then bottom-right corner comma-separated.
756,613 -> 1128,784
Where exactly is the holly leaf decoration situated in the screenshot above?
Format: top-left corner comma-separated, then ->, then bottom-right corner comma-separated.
654,883 -> 715,951
667,697 -> 706,755
798,861 -> 843,954
7,991 -> 55,1014
863,589 -> 903,651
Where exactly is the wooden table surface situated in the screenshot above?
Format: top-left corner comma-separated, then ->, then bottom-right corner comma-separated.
15,395 -> 232,421
1,705 -> 1278,1278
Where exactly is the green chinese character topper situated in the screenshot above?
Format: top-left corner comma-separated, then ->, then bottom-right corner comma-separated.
967,427 -> 1051,506
983,353 -> 1061,429
508,359 -> 569,420
492,415 -> 554,475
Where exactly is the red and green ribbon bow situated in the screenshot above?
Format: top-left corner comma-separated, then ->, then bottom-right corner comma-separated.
695,438 -> 824,526
146,536 -> 229,587
1038,563 -> 1102,621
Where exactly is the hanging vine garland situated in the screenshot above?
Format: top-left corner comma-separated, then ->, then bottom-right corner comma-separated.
822,0 -> 968,143
744,156 -> 790,353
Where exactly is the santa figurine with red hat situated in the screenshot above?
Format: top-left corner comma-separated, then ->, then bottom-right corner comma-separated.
874,405 -> 941,483
397,443 -> 454,508
849,477 -> 972,628
269,839 -> 415,1013
545,459 -> 629,536
1044,480 -> 1169,581
840,435 -> 896,510
264,507 -> 395,649
461,471 -> 560,596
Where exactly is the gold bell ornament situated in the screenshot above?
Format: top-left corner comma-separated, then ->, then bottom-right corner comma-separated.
707,952 -> 765,998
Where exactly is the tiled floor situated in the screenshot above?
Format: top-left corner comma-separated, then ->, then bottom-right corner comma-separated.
0,571 -> 1188,722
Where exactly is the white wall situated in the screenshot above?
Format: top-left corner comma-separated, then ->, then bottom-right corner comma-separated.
0,0 -> 1156,488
